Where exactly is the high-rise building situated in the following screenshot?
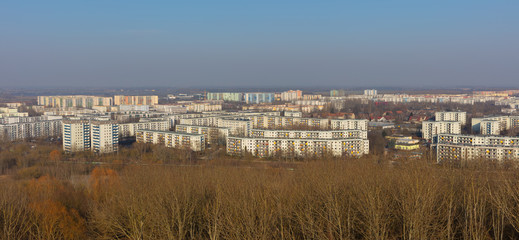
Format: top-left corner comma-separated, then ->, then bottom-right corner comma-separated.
38,96 -> 113,108
63,120 -> 118,153
480,120 -> 501,135
244,93 -> 275,104
206,92 -> 243,102
364,89 -> 378,97
280,90 -> 303,101
422,121 -> 462,140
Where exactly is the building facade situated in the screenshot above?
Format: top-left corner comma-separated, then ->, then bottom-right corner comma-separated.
227,137 -> 369,158
113,95 -> 159,106
136,130 -> 205,151
422,121 -> 462,140
63,120 -> 118,153
435,134 -> 519,162
435,111 -> 467,125
244,93 -> 275,104
38,96 -> 113,108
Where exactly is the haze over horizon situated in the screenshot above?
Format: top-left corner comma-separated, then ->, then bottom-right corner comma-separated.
1,1 -> 518,89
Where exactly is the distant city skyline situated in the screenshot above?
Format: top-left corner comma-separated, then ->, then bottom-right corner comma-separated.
1,1 -> 518,88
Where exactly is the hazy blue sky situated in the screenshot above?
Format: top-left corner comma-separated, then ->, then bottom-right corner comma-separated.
1,1 -> 518,88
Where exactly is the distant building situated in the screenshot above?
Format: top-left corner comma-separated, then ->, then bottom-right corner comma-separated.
38,96 -> 113,108
0,116 -> 62,141
364,89 -> 378,97
244,93 -> 275,104
480,120 -> 501,135
136,130 -> 205,151
119,105 -> 150,111
113,95 -> 158,106
206,92 -> 243,102
227,137 -> 369,158
472,116 -> 519,135
175,125 -> 229,144
435,111 -> 467,125
280,90 -> 303,101
284,111 -> 303,117
422,121 -> 462,140
330,89 -> 346,97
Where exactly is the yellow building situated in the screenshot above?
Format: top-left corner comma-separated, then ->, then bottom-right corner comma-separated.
395,144 -> 420,151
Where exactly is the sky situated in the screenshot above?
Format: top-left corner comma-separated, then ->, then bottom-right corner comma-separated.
1,1 -> 518,89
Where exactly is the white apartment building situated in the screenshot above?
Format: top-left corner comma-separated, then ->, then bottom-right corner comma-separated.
284,111 -> 303,117
118,119 -> 170,138
330,119 -> 369,131
219,119 -> 252,136
480,120 -> 501,135
63,121 -> 91,153
253,116 -> 330,129
250,129 -> 368,140
422,121 -> 462,140
364,89 -> 378,97
136,130 -> 205,151
280,90 -> 303,101
175,124 -> 229,144
91,122 -> 119,153
435,134 -> 519,162
113,95 -> 158,106
63,120 -> 118,153
435,111 -> 467,125
38,96 -> 113,108
227,137 -> 369,158
472,116 -> 519,134
0,116 -> 63,141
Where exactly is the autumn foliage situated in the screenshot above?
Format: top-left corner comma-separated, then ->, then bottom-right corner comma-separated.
3,159 -> 519,239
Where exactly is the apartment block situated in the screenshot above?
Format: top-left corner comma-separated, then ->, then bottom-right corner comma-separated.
244,93 -> 275,104
284,111 -> 303,117
38,96 -> 113,108
250,129 -> 367,140
480,120 -> 501,135
472,116 -> 519,134
364,89 -> 378,97
435,111 -> 467,125
206,92 -> 243,102
175,124 -> 229,144
253,116 -> 330,130
435,134 -> 519,162
422,121 -> 462,140
0,116 -> 62,141
136,130 -> 205,151
280,90 -> 303,101
63,120 -> 118,153
91,122 -> 119,153
113,95 -> 158,106
227,137 -> 369,158
330,119 -> 369,131
118,119 -> 170,138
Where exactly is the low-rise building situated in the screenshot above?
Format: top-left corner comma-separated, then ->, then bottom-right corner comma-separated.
227,137 -> 369,158
175,124 -> 229,144
435,134 -> 519,162
136,130 -> 205,151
